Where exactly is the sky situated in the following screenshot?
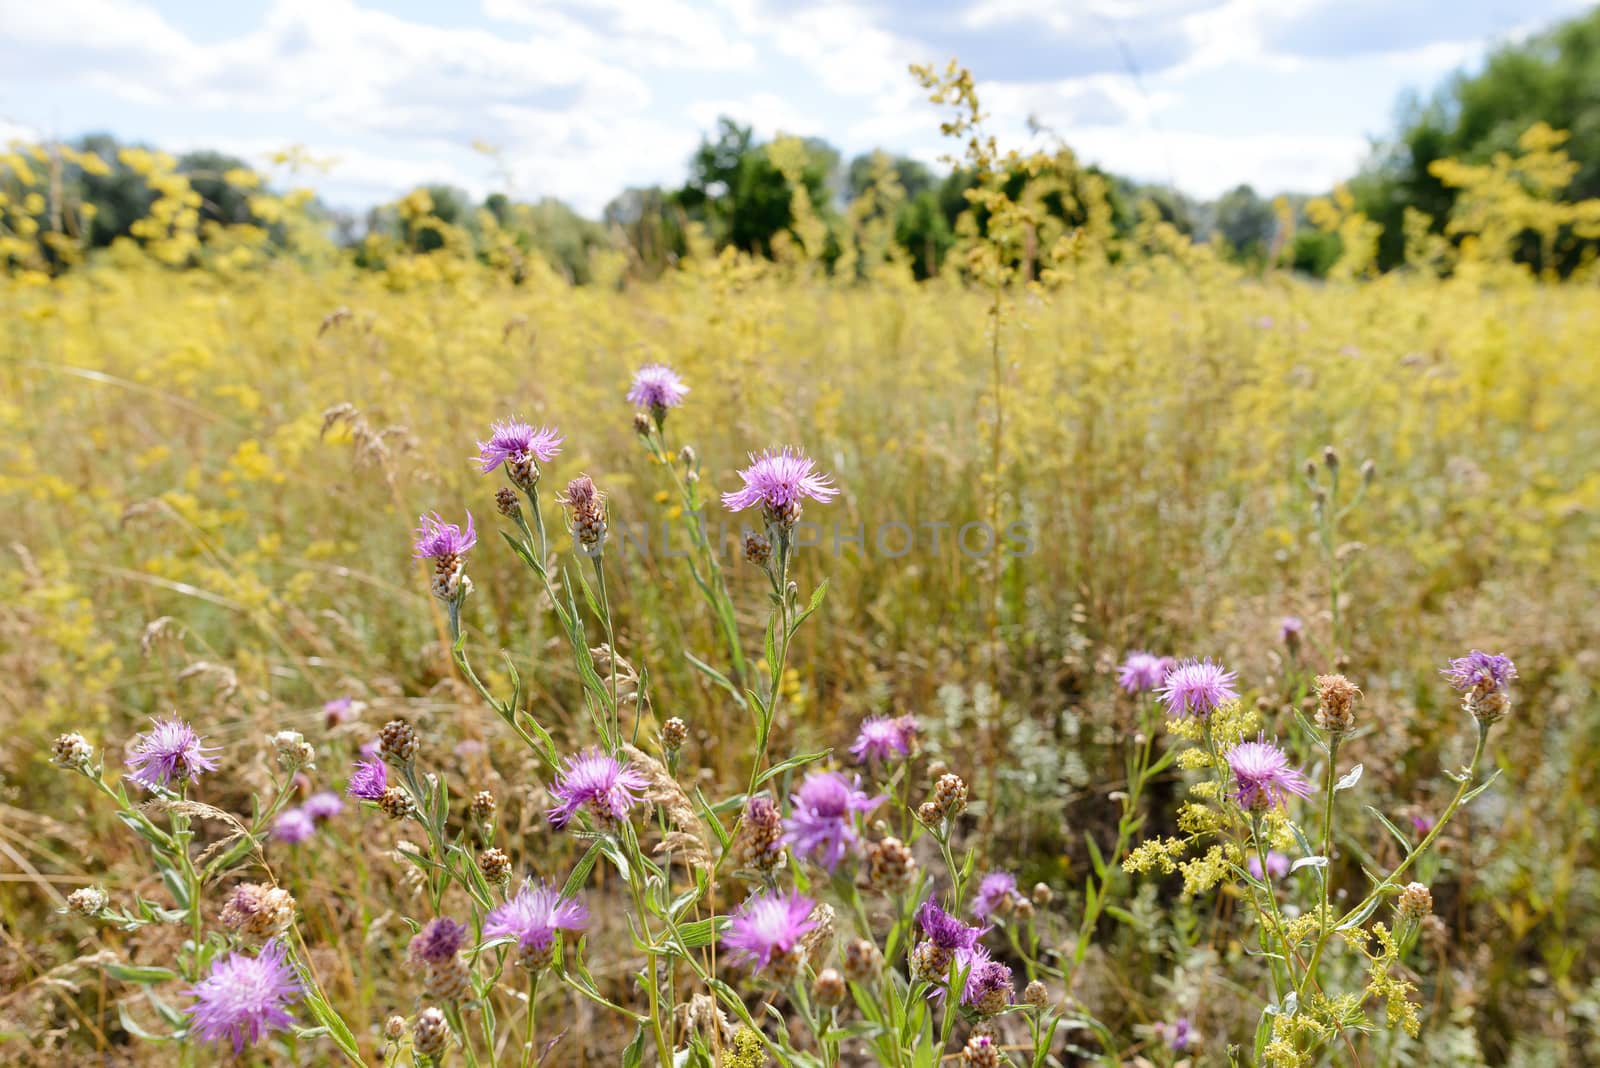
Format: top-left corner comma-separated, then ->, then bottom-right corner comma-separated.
1,0 -> 1590,217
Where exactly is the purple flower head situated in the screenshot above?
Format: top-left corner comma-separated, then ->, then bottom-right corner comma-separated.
1226,736 -> 1312,812
1410,814 -> 1435,836
782,771 -> 884,871
915,898 -> 984,952
960,946 -> 1014,1009
409,917 -> 469,965
722,890 -> 816,971
627,364 -> 690,410
125,715 -> 221,790
476,419 -> 563,474
547,748 -> 649,829
272,807 -> 315,845
971,872 -> 1019,920
1117,652 -> 1174,695
359,738 -> 381,760
849,716 -> 915,764
721,447 -> 838,517
1247,851 -> 1291,880
412,511 -> 477,560
1158,1017 -> 1194,1052
1280,617 -> 1304,644
183,941 -> 302,1054
1442,651 -> 1517,694
484,880 -> 589,954
302,790 -> 344,822
1157,658 -> 1240,718
322,696 -> 358,726
346,759 -> 387,801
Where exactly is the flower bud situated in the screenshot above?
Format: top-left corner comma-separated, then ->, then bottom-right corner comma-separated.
1322,445 -> 1339,470
67,885 -> 109,917
378,719 -> 418,766
1313,674 -> 1361,736
812,967 -> 846,1008
1396,881 -> 1433,922
743,531 -> 771,567
478,847 -> 511,885
1024,980 -> 1049,1009
1361,458 -> 1377,484
961,1034 -> 1002,1067
412,1007 -> 450,1059
51,732 -> 94,772
662,716 -> 688,753
633,410 -> 653,437
865,837 -> 916,895
494,487 -> 521,518
1031,882 -> 1053,906
269,730 -> 315,771
384,1015 -> 407,1041
842,937 -> 882,983
379,786 -> 417,822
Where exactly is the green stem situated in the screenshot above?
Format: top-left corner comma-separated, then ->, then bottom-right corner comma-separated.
1298,737 -> 1343,995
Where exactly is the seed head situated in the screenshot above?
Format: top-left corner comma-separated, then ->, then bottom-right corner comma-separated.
1313,674 -> 1361,735
478,847 -> 512,886
558,476 -> 608,558
1397,881 -> 1433,922
412,1007 -> 450,1060
377,719 -> 418,766
920,773 -> 969,825
662,716 -> 688,753
52,732 -> 94,772
379,786 -> 416,822
812,968 -> 846,1008
1024,980 -> 1049,1009
1322,444 -> 1339,470
1361,458 -> 1377,483
633,410 -> 653,436
67,886 -> 109,917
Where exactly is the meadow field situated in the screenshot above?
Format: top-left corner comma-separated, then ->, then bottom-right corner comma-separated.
3,113 -> 1600,1066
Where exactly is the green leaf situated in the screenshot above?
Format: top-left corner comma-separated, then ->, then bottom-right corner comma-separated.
622,1026 -> 645,1068
1085,834 -> 1107,880
300,988 -> 363,1063
563,841 -> 605,900
104,961 -> 179,985
1460,768 -> 1503,806
793,578 -> 829,627
674,917 -> 726,949
754,749 -> 831,788
117,1005 -> 174,1042
1366,806 -> 1413,853
684,651 -> 740,699
1335,763 -> 1364,791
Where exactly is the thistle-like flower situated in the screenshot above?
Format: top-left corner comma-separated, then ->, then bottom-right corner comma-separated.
302,790 -> 344,822
547,748 -> 648,829
1442,650 -> 1517,724
971,871 -> 1021,920
911,898 -> 983,980
960,945 -> 1014,1015
627,363 -> 690,425
221,883 -> 297,940
557,476 -> 607,558
1280,616 -> 1304,652
1247,851 -> 1291,880
272,807 -> 315,845
1156,659 -> 1239,718
322,696 -> 359,728
722,890 -> 816,973
184,941 -> 302,1054
413,512 -> 477,601
347,759 -> 388,800
125,715 -> 220,790
409,917 -> 469,966
783,771 -> 883,872
721,447 -> 838,530
476,419 -> 563,490
1116,652 -> 1173,695
849,715 -> 917,764
1225,736 -> 1312,812
484,880 -> 589,970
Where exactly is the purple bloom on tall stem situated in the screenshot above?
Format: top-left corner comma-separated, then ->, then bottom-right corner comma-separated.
1247,851 -> 1291,880
783,771 -> 883,871
476,419 -> 563,474
547,748 -> 648,829
1442,650 -> 1517,693
409,917 -> 470,965
412,512 -> 477,560
1226,736 -> 1312,812
971,871 -> 1020,920
627,364 -> 690,411
849,716 -> 915,764
346,759 -> 387,801
302,791 -> 344,822
1117,652 -> 1174,695
915,898 -> 984,952
272,807 -> 315,845
125,715 -> 220,790
1157,659 -> 1240,718
722,890 -> 816,971
959,945 -> 1014,1009
484,880 -> 589,954
1280,617 -> 1304,644
183,941 -> 302,1053
721,447 -> 838,527
322,696 -> 358,727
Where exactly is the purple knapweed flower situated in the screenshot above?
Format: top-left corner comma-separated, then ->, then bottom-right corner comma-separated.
184,941 -> 302,1053
959,945 -> 1014,1010
971,871 -> 1020,920
721,890 -> 816,972
1117,652 -> 1174,695
1280,617 -> 1304,645
484,880 -> 589,954
346,759 -> 388,801
1442,650 -> 1517,693
721,447 -> 838,526
302,791 -> 344,822
413,512 -> 477,560
322,696 -> 358,727
1247,851 -> 1291,880
1226,736 -> 1312,812
627,364 -> 690,411
849,716 -> 915,764
409,917 -> 469,965
915,898 -> 984,952
783,771 -> 883,871
547,748 -> 648,829
272,807 -> 315,845
1157,1017 -> 1194,1052
125,715 -> 221,790
476,419 -> 563,475
1410,814 -> 1435,836
1157,658 -> 1240,718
